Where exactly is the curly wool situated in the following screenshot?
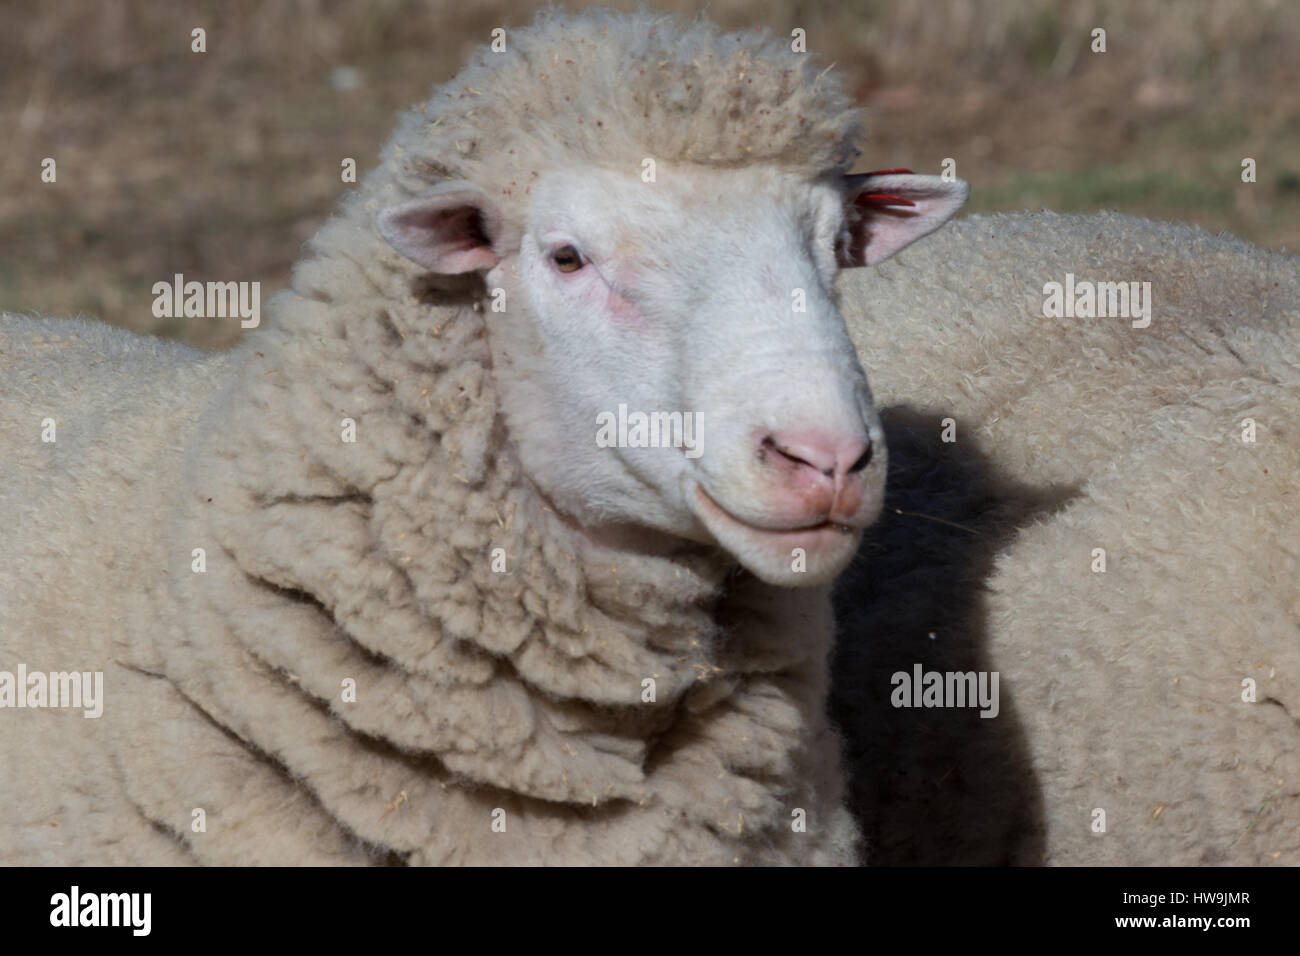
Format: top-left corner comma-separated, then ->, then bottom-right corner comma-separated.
0,8 -> 861,865
381,6 -> 863,203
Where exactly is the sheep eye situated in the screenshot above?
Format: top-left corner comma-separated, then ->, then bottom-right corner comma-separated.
552,245 -> 584,273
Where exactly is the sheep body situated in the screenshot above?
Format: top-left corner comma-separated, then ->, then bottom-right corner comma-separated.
0,307 -> 857,865
835,210 -> 1300,865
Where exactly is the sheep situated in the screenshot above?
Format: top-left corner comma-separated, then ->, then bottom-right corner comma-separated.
833,210 -> 1300,865
7,6 -> 1291,869
0,7 -> 969,865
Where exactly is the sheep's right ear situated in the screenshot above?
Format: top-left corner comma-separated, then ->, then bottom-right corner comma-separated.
378,183 -> 517,274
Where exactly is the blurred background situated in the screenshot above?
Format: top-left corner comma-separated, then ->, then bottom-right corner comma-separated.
2,0 -> 1296,348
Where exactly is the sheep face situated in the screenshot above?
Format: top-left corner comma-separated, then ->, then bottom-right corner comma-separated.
379,165 -> 967,586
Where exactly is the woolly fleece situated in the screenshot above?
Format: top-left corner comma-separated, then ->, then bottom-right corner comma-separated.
834,211 -> 1300,865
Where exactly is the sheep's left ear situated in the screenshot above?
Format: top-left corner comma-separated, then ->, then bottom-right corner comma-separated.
378,182 -> 518,274
839,171 -> 969,267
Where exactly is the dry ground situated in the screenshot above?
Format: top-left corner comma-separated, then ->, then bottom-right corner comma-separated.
2,0 -> 1297,347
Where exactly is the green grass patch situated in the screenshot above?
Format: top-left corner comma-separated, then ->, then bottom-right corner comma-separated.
969,166 -> 1232,215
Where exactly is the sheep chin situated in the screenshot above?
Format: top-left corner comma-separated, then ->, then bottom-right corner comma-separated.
690,484 -> 863,587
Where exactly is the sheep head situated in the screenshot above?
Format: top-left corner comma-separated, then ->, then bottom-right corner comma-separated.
378,164 -> 966,586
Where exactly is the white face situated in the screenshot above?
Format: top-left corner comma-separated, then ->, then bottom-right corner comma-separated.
485,165 -> 884,586
378,162 -> 967,587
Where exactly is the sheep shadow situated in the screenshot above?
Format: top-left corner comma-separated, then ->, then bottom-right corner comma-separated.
830,405 -> 1076,865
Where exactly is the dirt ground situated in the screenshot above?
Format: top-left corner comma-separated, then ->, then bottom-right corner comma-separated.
2,0 -> 1297,348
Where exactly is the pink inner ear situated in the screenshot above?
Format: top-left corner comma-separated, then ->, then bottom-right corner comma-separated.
379,193 -> 503,273
439,245 -> 499,273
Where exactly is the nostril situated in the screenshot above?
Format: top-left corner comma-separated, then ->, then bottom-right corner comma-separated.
761,432 -> 875,478
847,441 -> 873,474
762,435 -> 832,474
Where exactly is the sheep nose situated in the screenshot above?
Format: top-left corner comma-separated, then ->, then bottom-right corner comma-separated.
764,434 -> 873,476
760,431 -> 874,518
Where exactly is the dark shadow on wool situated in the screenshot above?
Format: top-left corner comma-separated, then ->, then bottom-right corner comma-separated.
829,405 -> 1078,866
412,270 -> 487,307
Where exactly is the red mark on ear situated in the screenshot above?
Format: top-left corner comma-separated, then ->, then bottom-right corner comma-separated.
856,194 -> 916,208
855,169 -> 917,208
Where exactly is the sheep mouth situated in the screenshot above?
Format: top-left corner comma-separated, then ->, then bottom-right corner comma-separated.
692,485 -> 861,543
